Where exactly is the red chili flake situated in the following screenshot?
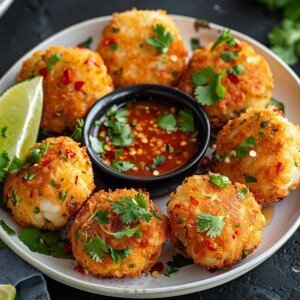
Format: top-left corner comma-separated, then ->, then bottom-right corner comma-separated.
103,36 -> 116,46
104,151 -> 115,160
84,59 -> 99,67
228,73 -> 239,84
61,69 -> 72,85
205,240 -> 217,251
189,196 -> 199,206
74,175 -> 78,185
39,159 -> 51,167
63,242 -> 72,254
276,162 -> 284,175
39,68 -> 48,78
66,200 -> 77,215
74,81 -> 85,91
18,177 -> 26,184
65,149 -> 76,158
74,264 -> 85,275
151,262 -> 164,273
232,230 -> 238,239
99,125 -> 106,131
30,189 -> 34,198
140,240 -> 149,248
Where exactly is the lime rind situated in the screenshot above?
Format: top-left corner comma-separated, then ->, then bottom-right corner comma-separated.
0,284 -> 16,300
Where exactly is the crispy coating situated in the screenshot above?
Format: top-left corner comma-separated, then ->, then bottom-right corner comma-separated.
18,46 -> 114,133
167,174 -> 265,270
211,107 -> 300,205
70,189 -> 168,278
4,137 -> 95,230
177,41 -> 274,130
97,9 -> 187,87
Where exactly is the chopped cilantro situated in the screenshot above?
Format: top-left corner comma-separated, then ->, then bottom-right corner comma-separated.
24,172 -> 36,181
58,190 -> 68,202
146,155 -> 166,171
211,29 -> 236,50
236,135 -> 256,158
178,109 -> 195,133
101,225 -> 142,239
0,151 -> 10,182
111,160 -> 134,173
106,105 -> 129,123
109,247 -> 131,264
84,236 -> 108,262
1,126 -> 7,138
191,38 -> 200,50
77,37 -> 93,49
238,187 -> 248,199
114,149 -> 122,158
89,136 -> 105,154
220,50 -> 239,62
33,206 -> 40,214
112,194 -> 152,224
192,67 -> 227,106
197,213 -> 224,237
156,114 -> 177,131
163,254 -> 194,277
70,119 -> 84,142
163,266 -> 179,276
244,174 -> 257,183
93,210 -> 110,224
8,157 -> 24,174
259,130 -> 266,137
210,174 -> 230,188
260,120 -> 269,128
50,179 -> 57,188
146,24 -> 174,53
46,53 -> 62,71
242,249 -> 250,259
26,143 -> 49,165
229,64 -> 246,75
0,220 -> 15,236
110,43 -> 118,51
270,98 -> 285,112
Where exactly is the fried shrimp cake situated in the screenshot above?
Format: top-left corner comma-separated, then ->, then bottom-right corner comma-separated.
4,136 -> 95,230
211,107 -> 300,205
167,174 -> 265,270
177,30 -> 274,130
70,189 -> 168,278
18,46 -> 114,133
97,9 -> 187,87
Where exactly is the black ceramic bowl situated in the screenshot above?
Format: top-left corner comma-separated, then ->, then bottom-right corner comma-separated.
83,84 -> 210,197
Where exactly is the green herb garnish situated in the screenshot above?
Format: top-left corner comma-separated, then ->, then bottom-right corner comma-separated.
101,225 -> 142,239
270,98 -> 285,112
244,174 -> 257,183
111,160 -> 134,173
192,67 -> 227,106
24,172 -> 36,181
93,210 -> 110,224
46,53 -> 62,71
210,174 -> 230,188
211,29 -> 236,50
77,37 -> 93,49
146,155 -> 166,171
220,50 -> 239,62
89,136 -> 105,154
238,187 -> 248,199
0,151 -> 10,182
178,109 -> 195,133
236,135 -> 256,158
197,213 -> 224,237
229,64 -> 246,75
191,38 -> 200,51
70,119 -> 84,142
156,114 -> 177,131
146,24 -> 174,53
8,157 -> 24,174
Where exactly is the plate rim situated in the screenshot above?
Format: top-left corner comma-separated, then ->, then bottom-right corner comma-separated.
0,14 -> 299,298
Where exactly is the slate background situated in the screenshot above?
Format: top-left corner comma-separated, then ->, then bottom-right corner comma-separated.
0,0 -> 299,299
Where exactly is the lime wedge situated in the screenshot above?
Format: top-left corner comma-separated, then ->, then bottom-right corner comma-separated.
0,284 -> 16,300
0,77 -> 43,160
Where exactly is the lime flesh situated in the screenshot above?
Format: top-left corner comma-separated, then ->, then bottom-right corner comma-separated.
0,77 -> 43,160
0,285 -> 16,300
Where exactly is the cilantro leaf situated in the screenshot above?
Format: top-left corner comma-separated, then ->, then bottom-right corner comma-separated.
178,109 -> 195,133
163,266 -> 179,276
0,220 -> 15,236
105,121 -> 134,147
112,196 -> 152,224
211,29 -> 236,50
109,247 -> 131,264
220,50 -> 239,62
238,187 -> 248,199
229,64 -> 246,75
163,253 -> 194,276
146,155 -> 166,171
269,19 -> 300,65
197,213 -> 224,237
24,172 -> 36,181
46,53 -> 62,71
156,114 -> 177,131
70,119 -> 84,142
192,67 -> 227,106
8,157 -> 24,173
244,174 -> 258,183
270,98 -> 285,112
102,226 -> 142,239
135,193 -> 147,208
111,160 -> 134,173
25,143 -> 49,165
77,37 -> 93,49
146,24 -> 174,53
89,136 -> 105,154
236,135 -> 256,158
84,236 -> 108,262
0,151 -> 10,182
106,106 -> 128,123
210,174 -> 230,188
93,210 -> 110,224
191,38 -> 200,51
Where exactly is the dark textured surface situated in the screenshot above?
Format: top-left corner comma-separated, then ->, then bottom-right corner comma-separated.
0,0 -> 299,299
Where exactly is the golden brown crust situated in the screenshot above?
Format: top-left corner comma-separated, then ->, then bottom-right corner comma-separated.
4,136 -> 95,230
211,107 -> 300,205
167,174 -> 265,270
97,9 -> 187,87
177,41 -> 274,129
18,46 -> 114,133
70,188 -> 168,278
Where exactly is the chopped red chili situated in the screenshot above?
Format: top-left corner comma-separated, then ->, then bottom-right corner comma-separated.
74,264 -> 85,275
276,162 -> 284,175
65,149 -> 76,158
205,240 -> 217,251
39,159 -> 51,167
74,81 -> 85,91
227,73 -> 239,84
103,36 -> 116,46
84,59 -> 99,67
189,196 -> 199,206
232,230 -> 238,239
62,69 -> 72,85
39,68 -> 48,78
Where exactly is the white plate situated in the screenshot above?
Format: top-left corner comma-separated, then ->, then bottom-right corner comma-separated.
0,0 -> 13,18
0,15 -> 299,299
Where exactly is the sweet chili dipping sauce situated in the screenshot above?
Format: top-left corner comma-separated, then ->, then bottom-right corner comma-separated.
92,100 -> 198,177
